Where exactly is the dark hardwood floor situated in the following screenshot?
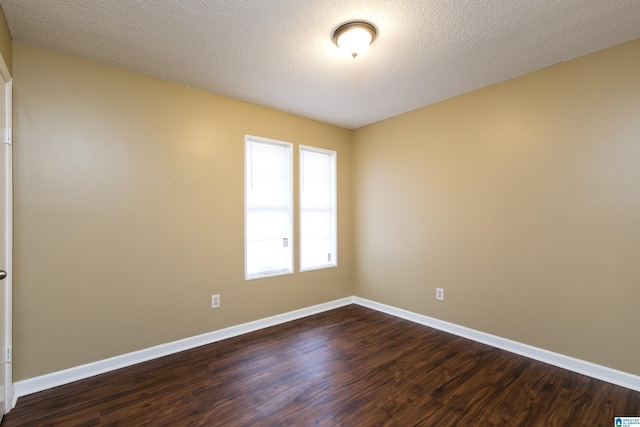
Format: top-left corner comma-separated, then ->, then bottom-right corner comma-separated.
3,304 -> 639,426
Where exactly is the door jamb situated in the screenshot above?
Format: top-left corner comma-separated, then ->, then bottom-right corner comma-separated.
0,50 -> 13,414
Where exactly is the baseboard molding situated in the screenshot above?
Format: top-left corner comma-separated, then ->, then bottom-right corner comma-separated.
12,294 -> 639,410
353,297 -> 640,393
12,296 -> 354,408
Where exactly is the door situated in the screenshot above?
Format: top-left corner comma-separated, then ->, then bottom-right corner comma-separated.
0,51 -> 12,418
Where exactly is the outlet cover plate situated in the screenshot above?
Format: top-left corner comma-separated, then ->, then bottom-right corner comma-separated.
212,294 -> 220,308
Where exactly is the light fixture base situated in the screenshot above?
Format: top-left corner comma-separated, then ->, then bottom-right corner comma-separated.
333,21 -> 377,58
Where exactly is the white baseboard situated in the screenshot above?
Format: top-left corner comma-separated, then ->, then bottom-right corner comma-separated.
353,296 -> 640,393
12,297 -> 355,408
12,294 -> 639,410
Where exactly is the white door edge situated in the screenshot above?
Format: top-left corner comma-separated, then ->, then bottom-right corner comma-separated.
0,50 -> 12,415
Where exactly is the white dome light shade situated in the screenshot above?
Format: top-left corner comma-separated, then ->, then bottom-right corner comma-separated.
333,22 -> 376,58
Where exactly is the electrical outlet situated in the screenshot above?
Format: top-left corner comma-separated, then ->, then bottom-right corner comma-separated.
436,288 -> 444,301
211,294 -> 220,309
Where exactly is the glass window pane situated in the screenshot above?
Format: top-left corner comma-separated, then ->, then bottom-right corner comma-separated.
300,146 -> 337,271
245,137 -> 293,279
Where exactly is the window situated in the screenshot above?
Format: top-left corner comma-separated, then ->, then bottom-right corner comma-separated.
300,146 -> 337,271
245,136 -> 293,279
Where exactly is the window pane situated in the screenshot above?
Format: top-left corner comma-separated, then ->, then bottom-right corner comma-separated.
301,210 -> 334,268
247,142 -> 290,208
245,137 -> 293,279
300,146 -> 337,271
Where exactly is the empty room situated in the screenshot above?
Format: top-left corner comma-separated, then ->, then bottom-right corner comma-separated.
0,0 -> 638,425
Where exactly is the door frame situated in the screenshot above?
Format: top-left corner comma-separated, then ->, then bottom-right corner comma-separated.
0,50 -> 13,414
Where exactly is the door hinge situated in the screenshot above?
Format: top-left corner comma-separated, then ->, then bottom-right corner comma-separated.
1,128 -> 10,145
2,346 -> 10,363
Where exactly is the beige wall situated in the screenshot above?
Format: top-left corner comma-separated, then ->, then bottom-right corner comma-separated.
353,40 -> 640,374
12,43 -> 353,380
11,36 -> 640,382
0,6 -> 11,74
353,39 -> 640,375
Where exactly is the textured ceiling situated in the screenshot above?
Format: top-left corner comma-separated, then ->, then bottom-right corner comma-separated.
1,0 -> 639,129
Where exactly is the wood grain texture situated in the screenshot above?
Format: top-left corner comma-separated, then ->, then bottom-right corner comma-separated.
4,305 -> 639,426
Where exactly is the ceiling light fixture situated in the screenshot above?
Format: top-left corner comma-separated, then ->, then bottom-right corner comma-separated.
333,21 -> 376,59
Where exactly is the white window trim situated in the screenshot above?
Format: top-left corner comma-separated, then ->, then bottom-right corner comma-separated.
244,135 -> 294,280
299,145 -> 337,272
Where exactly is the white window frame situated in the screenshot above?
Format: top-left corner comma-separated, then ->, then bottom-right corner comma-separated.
244,135 -> 294,280
299,145 -> 337,272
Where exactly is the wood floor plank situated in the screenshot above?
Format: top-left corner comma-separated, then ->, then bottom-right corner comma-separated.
3,305 -> 639,426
